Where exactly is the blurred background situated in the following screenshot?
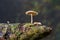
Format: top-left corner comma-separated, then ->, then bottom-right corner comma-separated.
0,0 -> 60,40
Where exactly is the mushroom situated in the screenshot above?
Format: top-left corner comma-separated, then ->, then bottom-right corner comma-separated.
25,10 -> 38,24
34,22 -> 42,25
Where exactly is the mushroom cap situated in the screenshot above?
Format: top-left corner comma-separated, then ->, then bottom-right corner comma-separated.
25,10 -> 38,16
34,22 -> 42,25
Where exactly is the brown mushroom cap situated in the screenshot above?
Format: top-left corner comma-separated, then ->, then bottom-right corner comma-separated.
25,10 -> 38,16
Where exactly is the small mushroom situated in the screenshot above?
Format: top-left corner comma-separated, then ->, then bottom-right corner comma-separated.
34,22 -> 42,26
25,10 -> 38,24
34,22 -> 42,25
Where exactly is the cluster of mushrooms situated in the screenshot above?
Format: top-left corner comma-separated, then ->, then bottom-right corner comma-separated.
18,10 -> 52,40
0,10 -> 52,40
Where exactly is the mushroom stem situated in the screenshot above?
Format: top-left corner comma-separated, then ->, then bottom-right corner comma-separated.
31,14 -> 33,24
